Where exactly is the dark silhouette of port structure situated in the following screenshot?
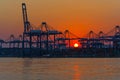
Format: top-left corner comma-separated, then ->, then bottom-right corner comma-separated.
0,3 -> 120,58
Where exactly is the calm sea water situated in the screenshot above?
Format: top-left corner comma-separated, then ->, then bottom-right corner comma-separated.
0,58 -> 119,80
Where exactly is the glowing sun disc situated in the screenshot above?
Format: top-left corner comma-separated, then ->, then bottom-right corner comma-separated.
74,43 -> 79,48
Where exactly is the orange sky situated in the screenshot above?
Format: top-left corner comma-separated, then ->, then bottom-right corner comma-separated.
0,0 -> 120,39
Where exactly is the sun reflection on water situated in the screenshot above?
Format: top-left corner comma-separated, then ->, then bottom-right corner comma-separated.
73,65 -> 81,80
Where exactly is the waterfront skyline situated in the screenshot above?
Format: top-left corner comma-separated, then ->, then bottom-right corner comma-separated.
0,0 -> 120,39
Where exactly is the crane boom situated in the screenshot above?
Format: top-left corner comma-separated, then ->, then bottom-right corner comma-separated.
22,3 -> 30,33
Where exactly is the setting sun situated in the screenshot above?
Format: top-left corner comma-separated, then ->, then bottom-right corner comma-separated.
74,43 -> 79,48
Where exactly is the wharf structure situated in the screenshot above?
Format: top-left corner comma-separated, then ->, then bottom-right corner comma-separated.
0,3 -> 120,57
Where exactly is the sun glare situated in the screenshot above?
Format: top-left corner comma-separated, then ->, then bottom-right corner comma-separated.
74,43 -> 79,48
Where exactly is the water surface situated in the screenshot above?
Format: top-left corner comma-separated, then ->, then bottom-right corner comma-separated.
0,58 -> 119,80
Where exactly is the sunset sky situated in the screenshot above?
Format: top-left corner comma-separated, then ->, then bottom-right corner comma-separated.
0,0 -> 120,39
